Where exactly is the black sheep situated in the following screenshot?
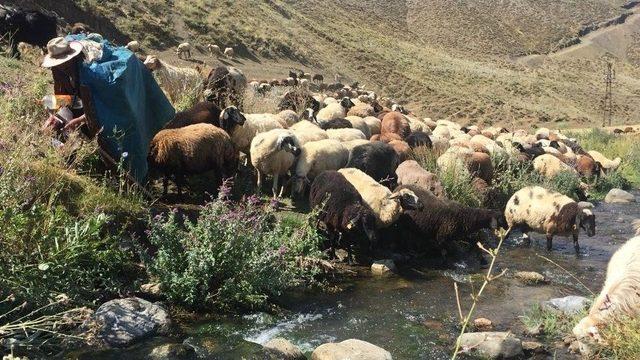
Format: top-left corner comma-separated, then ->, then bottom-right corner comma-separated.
163,101 -> 222,129
406,131 -> 433,149
319,118 -> 352,130
310,171 -> 377,263
513,142 -> 545,160
347,142 -> 399,187
557,139 -> 589,156
396,184 -> 506,252
278,91 -> 320,113
0,5 -> 57,59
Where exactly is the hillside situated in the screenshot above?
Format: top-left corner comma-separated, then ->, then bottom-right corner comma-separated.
10,0 -> 640,128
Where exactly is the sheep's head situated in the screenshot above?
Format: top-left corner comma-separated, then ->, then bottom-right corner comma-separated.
219,106 -> 245,132
390,189 -> 423,211
573,316 -> 604,356
143,55 -> 160,71
292,175 -> 310,197
277,134 -> 301,156
371,100 -> 383,113
303,108 -> 318,124
577,202 -> 596,237
340,97 -> 355,110
345,207 -> 377,247
491,212 -> 508,230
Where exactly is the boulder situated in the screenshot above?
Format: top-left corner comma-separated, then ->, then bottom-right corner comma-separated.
605,189 -> 636,204
458,332 -> 523,359
264,338 -> 305,360
140,282 -> 163,296
514,271 -> 547,285
371,260 -> 397,275
311,339 -> 392,360
148,343 -> 194,360
541,296 -> 589,315
93,297 -> 172,347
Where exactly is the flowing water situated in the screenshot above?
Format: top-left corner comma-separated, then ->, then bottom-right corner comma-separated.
73,193 -> 640,359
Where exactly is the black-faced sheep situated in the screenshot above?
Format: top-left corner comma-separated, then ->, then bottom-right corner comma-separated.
573,236 -> 640,352
513,142 -> 545,160
347,142 -> 400,187
505,186 -> 596,253
406,131 -> 433,149
205,66 -> 247,109
396,183 -> 506,251
309,171 -> 377,262
163,102 -> 246,130
148,123 -> 238,196
250,129 -> 301,197
316,97 -> 355,123
380,112 -> 411,140
339,168 -> 422,228
0,6 -> 57,59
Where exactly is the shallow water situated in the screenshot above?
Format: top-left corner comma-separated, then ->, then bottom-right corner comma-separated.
73,193 -> 640,359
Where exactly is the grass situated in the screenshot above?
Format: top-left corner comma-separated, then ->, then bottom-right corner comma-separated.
521,304 -> 589,342
599,317 -> 640,359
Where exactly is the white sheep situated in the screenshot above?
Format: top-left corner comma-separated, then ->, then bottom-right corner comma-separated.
470,134 -> 505,156
143,55 -> 202,104
250,129 -> 301,197
326,128 -> 366,142
342,139 -> 370,152
289,116 -> 329,145
224,47 -> 234,58
323,97 -> 338,106
505,186 -> 596,253
207,44 -> 221,56
276,109 -> 299,127
176,42 -> 191,59
573,236 -> 640,353
316,97 -> 355,124
292,139 -> 349,196
588,150 -> 622,171
344,116 -> 372,139
533,154 -> 576,178
230,113 -> 285,155
339,168 -> 422,228
362,116 -> 381,136
125,41 -> 140,52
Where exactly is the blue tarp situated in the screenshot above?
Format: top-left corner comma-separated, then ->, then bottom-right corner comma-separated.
66,35 -> 175,182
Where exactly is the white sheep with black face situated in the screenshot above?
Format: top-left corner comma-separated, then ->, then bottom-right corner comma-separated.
505,186 -> 596,253
573,236 -> 640,355
316,97 -> 355,124
250,129 -> 301,197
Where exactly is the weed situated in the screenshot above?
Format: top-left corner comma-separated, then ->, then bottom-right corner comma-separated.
521,304 -> 588,342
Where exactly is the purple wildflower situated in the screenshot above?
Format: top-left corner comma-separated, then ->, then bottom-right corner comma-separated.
278,245 -> 287,256
218,178 -> 233,200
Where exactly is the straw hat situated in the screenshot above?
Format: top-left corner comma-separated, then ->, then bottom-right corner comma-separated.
41,37 -> 83,68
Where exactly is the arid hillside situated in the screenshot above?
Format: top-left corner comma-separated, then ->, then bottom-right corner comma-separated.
9,0 -> 640,128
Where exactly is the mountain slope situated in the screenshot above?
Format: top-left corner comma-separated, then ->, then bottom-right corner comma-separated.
11,0 -> 640,128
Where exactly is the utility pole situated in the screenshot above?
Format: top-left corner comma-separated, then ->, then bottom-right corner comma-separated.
602,62 -> 615,127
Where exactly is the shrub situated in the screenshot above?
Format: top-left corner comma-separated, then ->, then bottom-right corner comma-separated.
486,153 -> 540,209
144,194 -> 323,310
546,170 -> 584,201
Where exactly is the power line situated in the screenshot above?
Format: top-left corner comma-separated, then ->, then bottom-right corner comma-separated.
602,62 -> 615,127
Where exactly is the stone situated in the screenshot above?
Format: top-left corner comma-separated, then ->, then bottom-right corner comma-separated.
311,339 -> 392,360
605,189 -> 636,204
93,297 -> 172,347
148,343 -> 194,360
458,332 -> 523,359
371,260 -> 397,275
263,338 -> 305,360
473,317 -> 493,331
522,341 -> 545,354
514,271 -> 547,285
541,296 -> 590,315
140,282 -> 163,296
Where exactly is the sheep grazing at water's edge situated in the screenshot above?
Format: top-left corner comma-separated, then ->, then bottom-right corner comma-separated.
347,142 -> 400,187
505,186 -> 596,253
292,139 -> 349,197
148,123 -> 238,196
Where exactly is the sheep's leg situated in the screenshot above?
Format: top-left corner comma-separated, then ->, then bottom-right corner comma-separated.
256,170 -> 262,194
272,175 -> 279,198
546,234 -> 553,251
573,232 -> 580,254
162,176 -> 169,197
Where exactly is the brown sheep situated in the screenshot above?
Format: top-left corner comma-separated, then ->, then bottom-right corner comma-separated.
467,152 -> 493,184
624,126 -> 635,133
381,112 -> 411,140
395,160 -> 445,198
389,140 -> 412,163
576,154 -> 602,178
148,123 -> 238,196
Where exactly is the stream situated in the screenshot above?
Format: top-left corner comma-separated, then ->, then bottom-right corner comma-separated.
72,193 -> 639,359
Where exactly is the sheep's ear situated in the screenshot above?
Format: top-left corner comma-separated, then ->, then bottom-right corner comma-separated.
388,192 -> 401,200
223,109 -> 230,121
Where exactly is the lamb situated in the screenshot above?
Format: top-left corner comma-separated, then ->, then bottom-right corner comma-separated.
362,116 -> 382,135
587,150 -> 622,172
326,128 -> 367,142
345,116 -> 372,139
398,183 -> 505,250
347,142 -> 400,186
223,47 -> 234,58
176,42 -> 191,59
144,55 -> 203,104
572,236 -> 640,351
205,66 -> 247,109
229,112 -> 285,155
316,97 -> 355,124
505,186 -> 596,253
380,112 -> 411,140
148,123 -> 238,196
309,171 -> 377,262
163,102 -> 245,130
250,129 -> 301,197
339,168 -> 422,228
395,160 -> 445,198
533,154 -> 576,178
125,41 -> 140,52
292,139 -> 349,196
406,131 -> 433,149
207,44 -> 221,56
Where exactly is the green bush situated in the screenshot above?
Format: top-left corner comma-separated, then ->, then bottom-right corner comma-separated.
486,153 -> 541,209
546,170 -> 584,201
145,194 -> 323,310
